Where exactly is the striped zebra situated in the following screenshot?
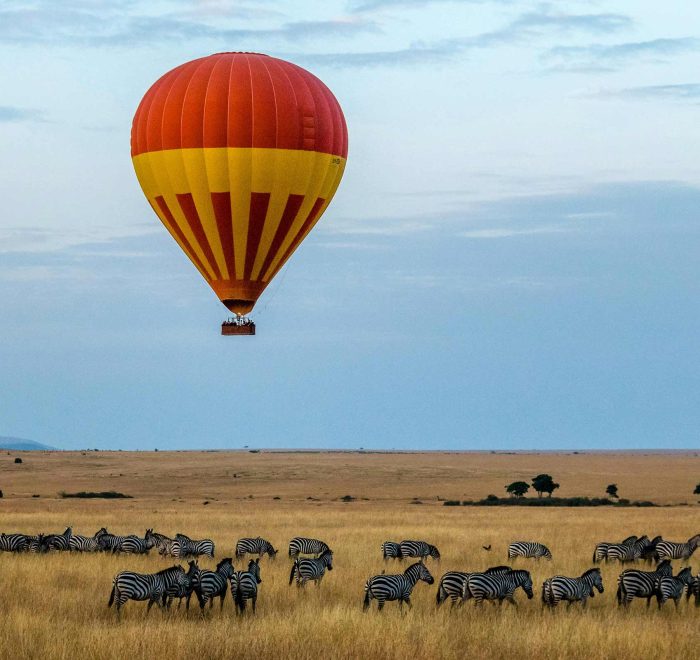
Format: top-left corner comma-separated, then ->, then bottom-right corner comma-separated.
235,537 -> 278,560
0,533 -> 29,552
381,541 -> 403,560
230,558 -> 262,613
654,567 -> 694,609
654,534 -> 700,562
69,533 -> 100,552
508,541 -> 552,561
108,565 -> 187,616
436,566 -> 512,608
640,536 -> 663,564
617,559 -> 673,607
27,534 -> 45,552
146,530 -> 178,557
119,531 -> 156,555
363,561 -> 434,611
690,574 -> 700,606
43,527 -> 72,551
165,560 -> 200,609
95,528 -> 125,553
289,549 -> 333,587
190,557 -> 234,610
288,537 -> 330,558
593,535 -> 638,563
542,568 -> 604,609
463,569 -> 534,606
399,540 -> 440,561
607,536 -> 650,563
175,533 -> 215,559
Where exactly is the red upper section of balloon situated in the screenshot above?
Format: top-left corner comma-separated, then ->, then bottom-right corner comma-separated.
131,52 -> 348,159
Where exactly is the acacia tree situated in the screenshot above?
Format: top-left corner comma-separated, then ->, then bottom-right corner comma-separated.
531,474 -> 560,498
606,484 -> 619,499
505,481 -> 530,498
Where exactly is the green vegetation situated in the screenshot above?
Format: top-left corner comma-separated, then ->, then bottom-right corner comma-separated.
531,473 -> 559,497
505,481 -> 530,498
606,483 -> 619,499
59,491 -> 132,499
444,496 -> 656,507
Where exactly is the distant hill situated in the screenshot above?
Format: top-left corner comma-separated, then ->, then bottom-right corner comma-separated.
0,436 -> 57,451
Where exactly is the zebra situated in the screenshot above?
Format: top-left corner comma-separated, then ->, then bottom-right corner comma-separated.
436,566 -> 512,608
593,535 -> 638,563
235,537 -> 278,560
381,541 -> 403,560
175,533 -> 215,559
363,561 -> 434,611
189,557 -> 234,610
108,565 -> 186,616
640,536 -> 663,564
119,531 -> 156,555
542,568 -> 604,609
43,527 -> 72,551
617,559 -> 673,607
607,536 -> 650,563
165,560 -> 200,609
507,541 -> 552,561
654,534 -> 700,562
288,537 -> 330,558
0,533 -> 29,552
690,573 -> 700,606
69,533 -> 100,552
27,534 -> 45,552
230,558 -> 262,613
399,540 -> 440,561
463,569 -> 534,606
146,530 -> 178,557
289,549 -> 334,587
654,567 -> 694,609
95,528 -> 127,553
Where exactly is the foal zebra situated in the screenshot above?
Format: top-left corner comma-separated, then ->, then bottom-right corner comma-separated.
364,561 -> 434,611
507,542 -> 552,561
654,534 -> 700,562
381,541 -> 403,560
230,559 -> 262,613
436,566 -> 511,608
288,537 -> 330,558
399,540 -> 440,561
289,549 -> 334,587
190,558 -> 234,610
108,565 -> 187,616
542,568 -> 603,609
175,533 -> 215,559
617,559 -> 673,607
654,567 -> 694,609
235,537 -> 278,560
0,533 -> 29,552
464,570 -> 534,606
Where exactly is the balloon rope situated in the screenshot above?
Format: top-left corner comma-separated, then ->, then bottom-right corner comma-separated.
254,261 -> 291,318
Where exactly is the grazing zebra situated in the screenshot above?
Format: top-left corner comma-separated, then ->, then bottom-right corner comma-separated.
654,534 -> 700,562
175,533 -> 215,559
43,527 -> 73,551
381,541 -> 403,560
190,557 -> 234,610
464,570 -> 534,606
607,536 -> 650,563
69,533 -> 101,552
119,531 -> 156,555
542,568 -> 604,609
95,528 -> 126,553
617,559 -> 673,607
0,533 -> 29,552
235,537 -> 278,560
508,541 -> 552,561
399,540 -> 440,561
593,535 -> 638,563
165,560 -> 200,609
289,549 -> 334,587
436,566 -> 512,608
230,558 -> 262,613
655,567 -> 694,609
288,537 -> 330,558
364,561 -> 434,611
146,530 -> 178,557
27,534 -> 45,552
108,565 -> 186,616
640,536 -> 663,564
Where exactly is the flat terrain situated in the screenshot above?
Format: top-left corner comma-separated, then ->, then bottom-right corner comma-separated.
1,451 -> 698,660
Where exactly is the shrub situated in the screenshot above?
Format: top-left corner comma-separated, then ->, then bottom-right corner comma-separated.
59,491 -> 132,499
14,457 -> 22,464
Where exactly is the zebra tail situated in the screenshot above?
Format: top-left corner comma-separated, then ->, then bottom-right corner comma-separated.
363,586 -> 371,611
289,560 -> 298,585
616,583 -> 622,605
108,584 -> 115,608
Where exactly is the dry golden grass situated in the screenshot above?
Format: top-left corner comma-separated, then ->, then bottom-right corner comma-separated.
1,452 -> 699,659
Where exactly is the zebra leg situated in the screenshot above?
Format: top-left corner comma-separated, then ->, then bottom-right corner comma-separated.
363,591 -> 372,611
377,599 -> 385,611
252,595 -> 257,613
505,595 -> 518,607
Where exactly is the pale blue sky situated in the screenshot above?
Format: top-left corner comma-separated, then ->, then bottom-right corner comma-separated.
1,1 -> 698,449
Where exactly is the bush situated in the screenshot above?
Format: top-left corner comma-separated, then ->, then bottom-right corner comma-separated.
443,496 -> 657,507
14,457 -> 22,464
59,491 -> 132,499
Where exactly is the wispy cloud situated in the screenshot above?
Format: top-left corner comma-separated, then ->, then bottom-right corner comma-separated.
592,83 -> 700,101
0,226 -> 159,254
458,226 -> 571,239
0,106 -> 46,123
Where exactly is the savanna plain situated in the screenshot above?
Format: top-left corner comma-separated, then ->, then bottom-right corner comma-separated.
1,450 -> 699,660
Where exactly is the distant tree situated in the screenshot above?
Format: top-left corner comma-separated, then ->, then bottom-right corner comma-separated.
694,483 -> 700,495
13,457 -> 22,464
532,474 -> 559,498
606,484 -> 619,499
505,481 -> 530,498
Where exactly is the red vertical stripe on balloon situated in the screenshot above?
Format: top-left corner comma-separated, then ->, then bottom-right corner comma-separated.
244,192 -> 271,281
210,192 -> 236,279
176,193 -> 223,280
258,194 -> 305,280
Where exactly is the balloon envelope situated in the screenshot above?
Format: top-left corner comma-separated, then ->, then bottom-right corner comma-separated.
131,52 -> 348,315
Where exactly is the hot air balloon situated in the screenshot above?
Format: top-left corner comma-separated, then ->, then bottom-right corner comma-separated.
131,53 -> 348,335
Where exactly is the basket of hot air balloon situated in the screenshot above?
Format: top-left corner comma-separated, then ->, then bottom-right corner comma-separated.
130,53 -> 348,334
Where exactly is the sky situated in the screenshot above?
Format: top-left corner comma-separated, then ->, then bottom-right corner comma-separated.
1,0 -> 698,450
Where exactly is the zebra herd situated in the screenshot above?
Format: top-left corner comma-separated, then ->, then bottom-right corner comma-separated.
3,526 -> 699,615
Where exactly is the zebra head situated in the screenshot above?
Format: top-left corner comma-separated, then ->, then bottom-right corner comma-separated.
320,549 -> 334,571
688,534 -> 700,550
513,570 -> 534,599
656,560 -> 673,576
143,529 -> 156,550
428,544 -> 441,560
406,561 -> 434,585
266,544 -> 279,559
94,527 -> 108,539
216,558 -> 235,578
675,567 -> 694,586
583,568 -> 604,595
186,560 -> 200,586
247,558 -> 262,583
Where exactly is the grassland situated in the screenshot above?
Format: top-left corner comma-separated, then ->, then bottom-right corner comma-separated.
1,451 -> 698,660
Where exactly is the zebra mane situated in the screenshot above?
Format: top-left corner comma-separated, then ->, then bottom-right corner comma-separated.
216,557 -> 233,571
581,568 -> 601,579
155,565 -> 184,576
688,533 -> 700,545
